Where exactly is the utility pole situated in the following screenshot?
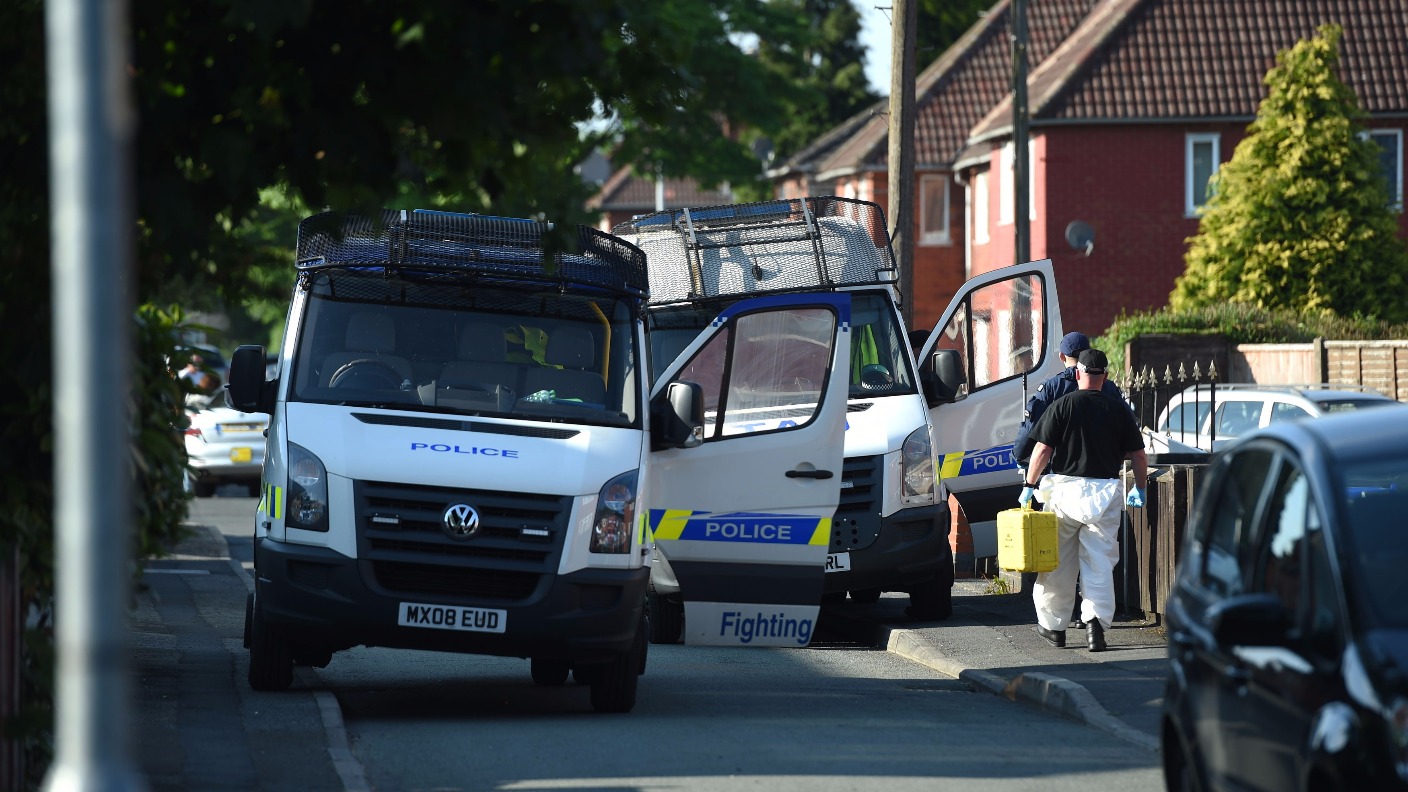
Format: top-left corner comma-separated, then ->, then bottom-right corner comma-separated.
1012,0 -> 1031,264
43,0 -> 145,789
888,0 -> 917,328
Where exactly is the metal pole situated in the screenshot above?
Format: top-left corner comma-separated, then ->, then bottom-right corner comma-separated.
888,0 -> 917,328
43,0 -> 144,788
1011,0 -> 1030,264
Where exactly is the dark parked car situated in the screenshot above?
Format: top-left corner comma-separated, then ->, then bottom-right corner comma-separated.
1161,407 -> 1408,791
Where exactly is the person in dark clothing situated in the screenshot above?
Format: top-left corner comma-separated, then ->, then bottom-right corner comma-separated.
1019,348 -> 1147,652
1012,331 -> 1129,470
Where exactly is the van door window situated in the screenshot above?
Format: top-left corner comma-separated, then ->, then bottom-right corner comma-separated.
935,273 -> 1047,393
669,307 -> 838,439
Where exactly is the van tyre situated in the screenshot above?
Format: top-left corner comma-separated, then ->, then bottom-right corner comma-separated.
247,593 -> 294,691
905,565 -> 954,621
646,580 -> 683,645
530,657 -> 570,686
590,616 -> 646,713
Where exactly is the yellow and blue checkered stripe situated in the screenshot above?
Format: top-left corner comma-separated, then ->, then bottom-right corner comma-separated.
938,443 -> 1017,480
648,509 -> 829,546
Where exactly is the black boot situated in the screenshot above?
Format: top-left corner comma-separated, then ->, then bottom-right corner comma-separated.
1035,624 -> 1065,647
1087,619 -> 1106,652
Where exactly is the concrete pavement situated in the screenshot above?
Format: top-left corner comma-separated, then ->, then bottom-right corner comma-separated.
129,521 -> 1165,790
827,579 -> 1167,752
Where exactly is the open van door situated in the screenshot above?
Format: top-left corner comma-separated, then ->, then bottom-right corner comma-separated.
647,293 -> 851,647
915,260 -> 1064,558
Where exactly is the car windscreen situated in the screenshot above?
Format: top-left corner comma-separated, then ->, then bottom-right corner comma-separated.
1340,455 -> 1408,629
647,290 -> 915,398
288,269 -> 640,427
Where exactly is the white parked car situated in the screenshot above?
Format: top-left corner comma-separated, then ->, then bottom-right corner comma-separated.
1156,383 -> 1402,452
184,393 -> 267,497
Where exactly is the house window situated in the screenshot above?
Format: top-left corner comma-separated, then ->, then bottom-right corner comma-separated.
920,175 -> 950,245
1367,129 -> 1403,209
998,140 -> 1036,225
1186,133 -> 1220,216
973,171 -> 989,244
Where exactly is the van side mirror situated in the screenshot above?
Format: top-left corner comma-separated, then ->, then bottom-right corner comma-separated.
920,348 -> 965,407
227,344 -> 275,414
651,381 -> 706,450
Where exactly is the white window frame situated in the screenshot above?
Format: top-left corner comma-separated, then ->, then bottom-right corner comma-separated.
1186,133 -> 1220,216
920,174 -> 951,245
998,140 -> 1037,226
972,171 -> 990,245
1367,128 -> 1404,210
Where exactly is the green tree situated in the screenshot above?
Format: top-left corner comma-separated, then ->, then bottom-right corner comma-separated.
756,0 -> 879,160
0,2 -> 837,783
916,0 -> 991,68
1171,24 -> 1408,322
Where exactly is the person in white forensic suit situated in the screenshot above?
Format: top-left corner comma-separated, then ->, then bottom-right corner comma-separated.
1019,348 -> 1147,652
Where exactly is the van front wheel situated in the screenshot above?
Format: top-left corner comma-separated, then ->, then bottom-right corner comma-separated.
590,617 -> 646,713
247,593 -> 294,691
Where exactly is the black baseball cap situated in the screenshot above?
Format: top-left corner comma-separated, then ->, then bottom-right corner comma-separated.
1076,348 -> 1108,375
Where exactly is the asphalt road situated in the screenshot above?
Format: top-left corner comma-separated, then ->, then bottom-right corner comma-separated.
184,496 -> 1163,792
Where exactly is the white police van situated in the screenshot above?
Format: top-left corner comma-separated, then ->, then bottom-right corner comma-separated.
225,209 -> 853,712
614,197 -> 953,637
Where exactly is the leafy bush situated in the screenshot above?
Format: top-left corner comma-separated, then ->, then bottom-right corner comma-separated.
2,304 -> 192,790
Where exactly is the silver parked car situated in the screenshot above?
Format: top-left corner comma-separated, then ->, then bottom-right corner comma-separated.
1156,383 -> 1402,452
184,393 -> 267,497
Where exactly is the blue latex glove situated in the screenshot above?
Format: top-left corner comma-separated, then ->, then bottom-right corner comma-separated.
1018,486 -> 1036,508
1126,486 -> 1146,508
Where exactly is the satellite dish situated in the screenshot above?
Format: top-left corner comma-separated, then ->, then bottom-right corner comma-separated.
1065,220 -> 1095,256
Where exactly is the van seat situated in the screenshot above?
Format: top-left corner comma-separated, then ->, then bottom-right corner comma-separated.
523,327 -> 607,405
439,322 -> 524,393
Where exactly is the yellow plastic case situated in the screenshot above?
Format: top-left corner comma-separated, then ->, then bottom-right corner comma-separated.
997,505 -> 1059,573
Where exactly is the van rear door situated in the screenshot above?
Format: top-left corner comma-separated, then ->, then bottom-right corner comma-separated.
647,293 -> 850,647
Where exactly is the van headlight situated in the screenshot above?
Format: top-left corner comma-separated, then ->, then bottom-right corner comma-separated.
287,442 -> 329,532
591,470 -> 636,554
901,427 -> 936,505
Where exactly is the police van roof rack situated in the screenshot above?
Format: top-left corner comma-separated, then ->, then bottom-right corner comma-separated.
615,196 -> 898,307
293,209 -> 648,297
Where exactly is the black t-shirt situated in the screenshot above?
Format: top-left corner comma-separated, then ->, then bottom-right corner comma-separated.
1029,388 -> 1143,479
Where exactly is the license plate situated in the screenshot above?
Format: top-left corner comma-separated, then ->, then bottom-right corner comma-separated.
825,552 -> 851,573
397,602 -> 507,634
230,447 -> 252,463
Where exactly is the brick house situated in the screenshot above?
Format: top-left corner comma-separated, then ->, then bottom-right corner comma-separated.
769,0 -> 1408,338
587,166 -> 735,233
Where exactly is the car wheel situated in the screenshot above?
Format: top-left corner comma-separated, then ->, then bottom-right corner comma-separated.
849,587 -> 882,604
590,615 -> 646,713
530,657 -> 570,686
247,593 -> 294,691
646,580 -> 683,645
1162,721 -> 1203,792
193,478 -> 217,498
